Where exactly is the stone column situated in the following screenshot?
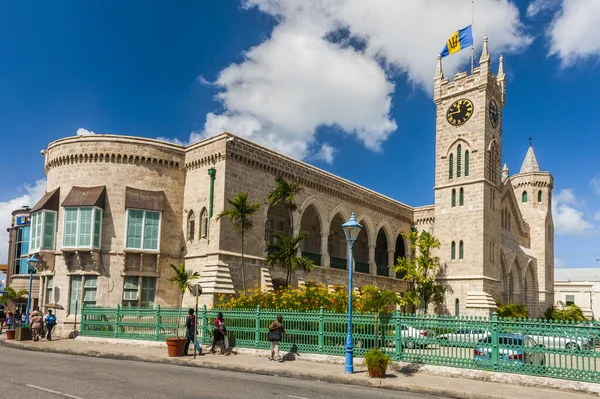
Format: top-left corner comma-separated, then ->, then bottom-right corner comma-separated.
321,231 -> 330,268
388,249 -> 396,278
368,244 -> 376,275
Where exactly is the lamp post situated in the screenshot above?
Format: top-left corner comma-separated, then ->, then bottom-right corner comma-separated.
25,255 -> 39,324
341,212 -> 363,374
191,283 -> 203,359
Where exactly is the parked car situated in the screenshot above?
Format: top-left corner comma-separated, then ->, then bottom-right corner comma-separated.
437,328 -> 490,346
474,334 -> 545,366
388,325 -> 436,349
531,332 -> 593,351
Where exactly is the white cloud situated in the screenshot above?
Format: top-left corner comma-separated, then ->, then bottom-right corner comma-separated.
313,143 -> 335,164
552,189 -> 594,235
554,257 -> 565,268
547,0 -> 600,66
194,0 -> 531,161
155,136 -> 187,146
0,180 -> 47,263
76,128 -> 96,136
590,175 -> 600,196
527,0 -> 560,18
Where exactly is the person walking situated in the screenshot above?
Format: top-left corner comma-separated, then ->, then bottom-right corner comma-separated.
183,308 -> 197,356
268,315 -> 290,362
0,306 -> 5,334
5,312 -> 13,331
210,312 -> 229,355
30,311 -> 44,341
44,309 -> 56,340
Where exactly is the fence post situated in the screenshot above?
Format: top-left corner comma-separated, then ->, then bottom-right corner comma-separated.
115,305 -> 121,339
395,309 -> 403,361
318,306 -> 324,353
491,312 -> 499,370
155,305 -> 161,341
255,306 -> 261,348
201,305 -> 207,344
80,304 -> 86,334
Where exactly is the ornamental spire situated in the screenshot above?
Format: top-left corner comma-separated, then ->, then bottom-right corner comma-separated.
519,142 -> 540,173
435,55 -> 444,79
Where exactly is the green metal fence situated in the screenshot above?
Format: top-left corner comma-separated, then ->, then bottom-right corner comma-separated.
80,305 -> 600,383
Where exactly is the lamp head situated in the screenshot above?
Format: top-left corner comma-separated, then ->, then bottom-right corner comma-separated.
27,255 -> 39,272
342,212 -> 363,242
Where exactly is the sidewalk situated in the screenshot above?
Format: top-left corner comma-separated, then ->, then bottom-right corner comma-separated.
1,335 -> 598,399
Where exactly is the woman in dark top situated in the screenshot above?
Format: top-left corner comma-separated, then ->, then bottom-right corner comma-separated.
210,312 -> 230,355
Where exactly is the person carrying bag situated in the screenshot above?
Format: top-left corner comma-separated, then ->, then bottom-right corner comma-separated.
268,314 -> 290,362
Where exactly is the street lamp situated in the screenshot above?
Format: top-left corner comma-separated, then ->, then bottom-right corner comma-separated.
191,283 -> 203,359
341,212 -> 363,374
25,255 -> 39,324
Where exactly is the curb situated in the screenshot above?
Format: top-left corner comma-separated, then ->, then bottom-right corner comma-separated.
0,339 -> 514,399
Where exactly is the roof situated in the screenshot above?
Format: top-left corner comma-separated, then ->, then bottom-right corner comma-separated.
519,145 -> 540,173
125,187 -> 165,211
30,188 -> 60,213
555,268 -> 600,282
62,186 -> 106,208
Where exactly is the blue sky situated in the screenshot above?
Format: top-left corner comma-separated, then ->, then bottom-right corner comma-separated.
0,0 -> 599,268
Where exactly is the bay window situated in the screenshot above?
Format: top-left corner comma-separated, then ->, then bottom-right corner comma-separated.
125,209 -> 161,251
63,207 -> 103,249
29,210 -> 57,253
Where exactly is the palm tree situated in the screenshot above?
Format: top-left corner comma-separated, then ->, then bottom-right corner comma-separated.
216,192 -> 261,295
0,287 -> 28,307
267,176 -> 303,238
266,232 -> 315,287
167,262 -> 200,338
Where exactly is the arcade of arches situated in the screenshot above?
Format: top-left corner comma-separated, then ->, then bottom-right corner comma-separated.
266,203 -> 408,280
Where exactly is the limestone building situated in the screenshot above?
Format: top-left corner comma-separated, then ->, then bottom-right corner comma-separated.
22,38 -> 553,328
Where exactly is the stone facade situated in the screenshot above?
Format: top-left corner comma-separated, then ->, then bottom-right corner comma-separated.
20,38 -> 553,329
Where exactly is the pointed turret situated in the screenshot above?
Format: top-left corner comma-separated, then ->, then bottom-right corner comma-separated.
435,55 -> 444,79
498,55 -> 505,80
519,144 -> 540,173
479,36 -> 490,63
502,163 -> 509,182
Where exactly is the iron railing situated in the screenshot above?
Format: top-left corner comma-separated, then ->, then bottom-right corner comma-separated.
80,305 -> 600,383
355,261 -> 370,274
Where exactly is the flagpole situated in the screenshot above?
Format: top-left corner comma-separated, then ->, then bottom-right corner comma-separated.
471,0 -> 475,74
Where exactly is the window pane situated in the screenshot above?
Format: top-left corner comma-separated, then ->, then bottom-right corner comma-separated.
43,211 -> 56,250
46,276 -> 54,305
123,276 -> 139,304
63,208 -> 78,247
84,276 -> 97,288
141,277 -> 156,307
126,210 -> 144,249
69,276 -> 82,314
143,211 -> 160,250
93,208 -> 102,249
78,208 -> 93,247
83,276 -> 97,304
123,276 -> 139,290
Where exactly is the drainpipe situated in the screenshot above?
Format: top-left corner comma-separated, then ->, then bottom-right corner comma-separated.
207,167 -> 216,244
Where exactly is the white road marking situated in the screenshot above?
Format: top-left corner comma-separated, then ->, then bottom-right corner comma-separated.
287,396 -> 311,399
26,384 -> 84,399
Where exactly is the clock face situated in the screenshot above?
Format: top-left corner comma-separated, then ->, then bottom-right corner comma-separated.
446,99 -> 474,126
489,99 -> 499,128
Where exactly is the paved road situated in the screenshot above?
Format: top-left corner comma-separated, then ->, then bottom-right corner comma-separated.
0,346 -> 446,399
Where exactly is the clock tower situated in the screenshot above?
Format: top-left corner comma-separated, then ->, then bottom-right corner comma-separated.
432,37 -> 506,316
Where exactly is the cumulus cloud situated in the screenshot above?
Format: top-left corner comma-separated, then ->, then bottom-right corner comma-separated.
552,188 -> 594,235
0,180 -> 47,263
313,143 -> 335,164
526,0 -> 560,18
546,0 -> 600,66
194,0 -> 531,161
76,128 -> 96,136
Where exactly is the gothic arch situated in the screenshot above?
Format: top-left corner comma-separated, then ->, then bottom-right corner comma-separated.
508,259 -> 524,305
328,204 -> 351,227
443,137 -> 476,159
523,259 -> 538,313
356,214 -> 375,242
375,220 -> 395,249
299,195 -> 328,233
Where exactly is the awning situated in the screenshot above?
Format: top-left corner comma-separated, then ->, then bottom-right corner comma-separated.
30,188 -> 60,213
62,186 -> 106,209
125,187 -> 165,211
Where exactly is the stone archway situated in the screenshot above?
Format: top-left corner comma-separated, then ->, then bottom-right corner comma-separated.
499,254 -> 509,304
354,217 -> 371,274
394,233 -> 407,279
265,203 -> 290,247
523,260 -> 538,315
328,213 -> 348,270
508,260 -> 523,305
375,228 -> 389,277
299,204 -> 323,266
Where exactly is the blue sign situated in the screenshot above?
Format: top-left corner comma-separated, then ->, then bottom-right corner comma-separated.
15,216 -> 30,226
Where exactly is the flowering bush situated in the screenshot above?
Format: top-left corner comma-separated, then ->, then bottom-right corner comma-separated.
217,282 -> 364,313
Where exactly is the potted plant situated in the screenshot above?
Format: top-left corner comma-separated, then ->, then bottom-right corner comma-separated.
166,262 -> 200,357
364,348 -> 392,378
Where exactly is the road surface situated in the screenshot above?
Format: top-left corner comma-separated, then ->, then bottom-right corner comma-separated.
0,346 -> 446,399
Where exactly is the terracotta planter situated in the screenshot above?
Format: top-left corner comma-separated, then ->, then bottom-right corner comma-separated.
166,338 -> 186,357
5,330 -> 15,340
367,365 -> 387,378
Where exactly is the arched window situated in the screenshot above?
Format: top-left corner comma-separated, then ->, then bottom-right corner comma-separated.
451,241 -> 456,260
200,208 -> 208,238
459,240 -> 464,259
451,189 -> 456,207
537,190 -> 542,203
464,150 -> 470,176
457,144 -> 462,177
449,154 -> 454,179
522,191 -> 528,203
459,188 -> 464,206
187,211 -> 195,241
455,298 -> 460,317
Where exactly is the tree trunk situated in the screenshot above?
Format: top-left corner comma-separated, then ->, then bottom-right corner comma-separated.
241,229 -> 247,296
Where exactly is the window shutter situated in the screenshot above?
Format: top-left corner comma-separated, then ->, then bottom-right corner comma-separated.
127,210 -> 144,249
63,208 -> 78,247
451,241 -> 456,260
42,211 -> 56,250
457,144 -> 462,177
451,189 -> 456,207
459,241 -> 464,259
459,188 -> 464,206
93,208 -> 102,249
78,208 -> 93,247
449,154 -> 453,179
143,211 -> 160,250
464,150 -> 469,176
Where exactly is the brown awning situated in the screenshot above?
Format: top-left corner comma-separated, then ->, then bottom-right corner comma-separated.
62,186 -> 106,209
30,188 -> 60,213
125,187 -> 165,211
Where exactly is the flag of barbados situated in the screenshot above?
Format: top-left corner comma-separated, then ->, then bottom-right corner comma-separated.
440,25 -> 473,57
